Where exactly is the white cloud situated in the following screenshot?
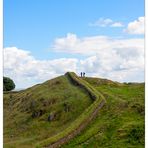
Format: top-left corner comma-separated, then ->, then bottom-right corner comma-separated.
4,33 -> 144,88
53,33 -> 144,82
125,17 -> 144,34
4,47 -> 78,88
79,54 -> 144,82
89,18 -> 113,27
53,33 -> 144,56
89,18 -> 123,27
111,22 -> 123,27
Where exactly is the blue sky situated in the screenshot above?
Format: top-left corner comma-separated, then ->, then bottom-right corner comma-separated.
4,0 -> 145,88
4,0 -> 144,59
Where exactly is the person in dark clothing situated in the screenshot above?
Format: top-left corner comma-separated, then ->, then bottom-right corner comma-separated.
80,72 -> 82,77
83,72 -> 85,77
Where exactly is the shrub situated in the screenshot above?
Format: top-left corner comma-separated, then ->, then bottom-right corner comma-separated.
127,124 -> 144,144
3,77 -> 15,91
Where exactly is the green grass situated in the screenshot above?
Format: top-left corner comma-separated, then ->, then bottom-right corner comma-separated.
4,74 -> 93,148
62,79 -> 144,148
36,72 -> 105,147
4,73 -> 144,148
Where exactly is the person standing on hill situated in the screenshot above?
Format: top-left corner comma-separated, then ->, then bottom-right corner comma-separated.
83,72 -> 85,77
80,72 -> 82,77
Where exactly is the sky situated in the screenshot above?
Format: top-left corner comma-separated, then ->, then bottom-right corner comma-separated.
4,0 -> 145,89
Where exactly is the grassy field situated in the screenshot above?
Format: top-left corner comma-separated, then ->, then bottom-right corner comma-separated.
4,73 -> 144,148
63,77 -> 145,148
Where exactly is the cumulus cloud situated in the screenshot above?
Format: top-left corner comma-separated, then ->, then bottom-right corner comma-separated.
111,22 -> 123,27
53,33 -> 144,56
89,18 -> 123,27
79,54 -> 144,82
53,33 -> 144,82
4,47 -> 78,88
4,33 -> 144,88
125,17 -> 144,34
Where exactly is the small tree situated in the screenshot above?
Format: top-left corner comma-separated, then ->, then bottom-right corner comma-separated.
3,77 -> 15,91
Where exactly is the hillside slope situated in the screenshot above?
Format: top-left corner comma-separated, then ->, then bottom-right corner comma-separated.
4,73 -> 144,148
36,72 -> 106,147
4,74 -> 93,148
63,79 -> 145,148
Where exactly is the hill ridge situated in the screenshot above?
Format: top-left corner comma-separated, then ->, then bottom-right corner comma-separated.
36,72 -> 106,148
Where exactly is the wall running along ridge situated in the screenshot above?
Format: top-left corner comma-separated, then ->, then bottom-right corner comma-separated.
36,72 -> 106,148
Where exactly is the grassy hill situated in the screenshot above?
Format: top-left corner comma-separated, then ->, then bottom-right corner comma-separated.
63,78 -> 145,148
3,72 -> 144,148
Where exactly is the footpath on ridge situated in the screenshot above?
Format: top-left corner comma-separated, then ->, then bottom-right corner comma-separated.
36,72 -> 106,148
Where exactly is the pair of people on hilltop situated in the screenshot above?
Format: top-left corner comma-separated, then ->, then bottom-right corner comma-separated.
80,72 -> 85,77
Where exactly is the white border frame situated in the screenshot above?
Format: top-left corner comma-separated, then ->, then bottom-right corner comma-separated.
145,0 -> 148,147
0,0 -> 3,147
0,0 -> 146,147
